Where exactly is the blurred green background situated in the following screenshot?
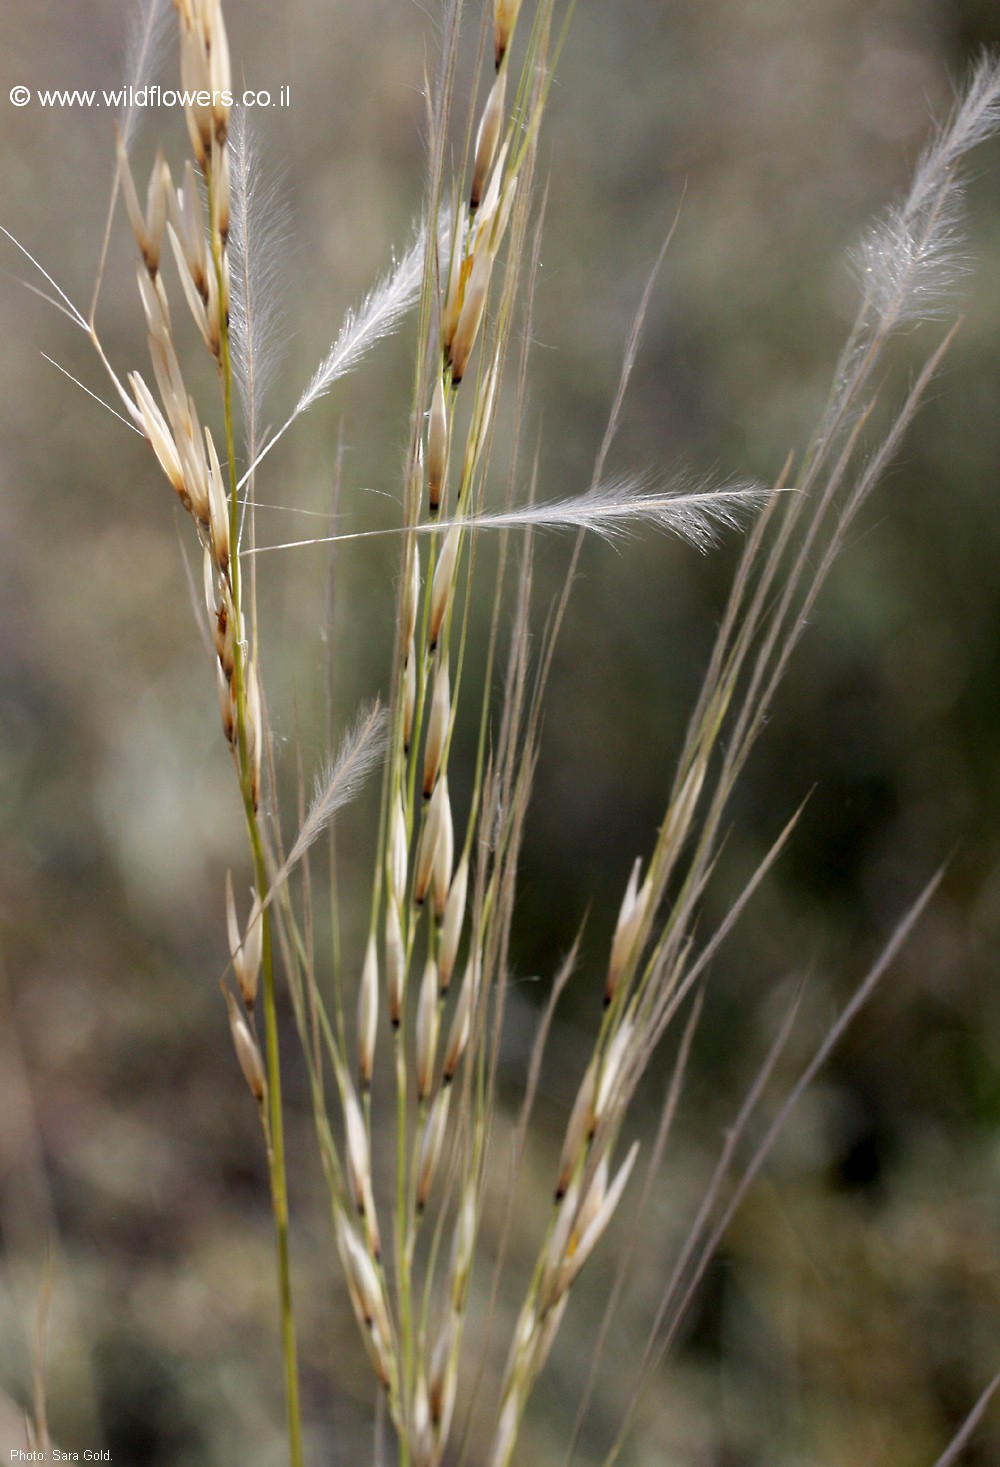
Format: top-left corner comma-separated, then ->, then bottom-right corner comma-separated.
2,0 -> 1000,1462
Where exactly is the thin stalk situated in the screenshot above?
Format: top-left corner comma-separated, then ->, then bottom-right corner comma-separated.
210,188 -> 304,1467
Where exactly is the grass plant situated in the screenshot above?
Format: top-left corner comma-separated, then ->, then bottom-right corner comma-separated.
4,1 -> 1000,1462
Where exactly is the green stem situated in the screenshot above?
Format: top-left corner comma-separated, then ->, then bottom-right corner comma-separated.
210,184 -> 305,1467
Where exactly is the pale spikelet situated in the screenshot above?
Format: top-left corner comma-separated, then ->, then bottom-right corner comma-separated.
428,1312 -> 457,1438
166,221 -> 213,349
207,4 -> 231,141
357,934 -> 379,1090
343,1080 -> 379,1256
117,136 -> 169,274
210,136 -> 231,241
661,751 -> 708,860
493,0 -> 521,67
449,244 -> 492,385
412,1377 -> 433,1467
225,869 -> 240,971
228,108 -> 290,435
169,161 -> 209,298
416,956 -> 440,1101
489,1394 -> 521,1467
211,582 -> 236,679
473,140 -> 509,245
573,1154 -> 610,1245
204,426 -> 229,571
389,792 -> 409,906
145,333 -> 186,437
427,374 -> 450,515
225,874 -> 262,1009
203,546 -> 218,626
542,1175 -> 581,1300
443,953 -> 478,1083
120,0 -> 173,150
471,72 -> 506,211
240,902 -> 263,1010
430,523 -> 461,649
431,784 -> 454,921
128,372 -> 184,495
450,1179 -> 478,1310
223,988 -> 266,1103
438,851 -> 468,991
244,654 -> 263,807
177,13 -> 212,164
416,1087 -> 451,1211
205,246 -> 223,358
176,411 -> 210,523
136,260 -> 172,341
533,1294 -> 568,1378
556,1057 -> 597,1199
175,0 -> 231,155
335,1213 -> 393,1359
403,653 -> 417,754
606,857 -> 651,1005
553,1142 -> 639,1300
423,661 -> 450,797
386,897 -> 405,1029
415,777 -> 448,905
216,661 -> 235,744
595,1019 -> 634,1123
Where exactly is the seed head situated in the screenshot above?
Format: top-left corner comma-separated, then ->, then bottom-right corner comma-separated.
204,425 -> 229,572
493,0 -> 522,67
438,852 -> 468,992
223,987 -> 266,1104
415,776 -> 449,906
449,244 -> 492,385
443,952 -> 478,1083
357,934 -> 379,1089
389,792 -> 408,906
430,523 -> 461,650
386,898 -> 405,1028
471,72 -> 506,211
416,1087 -> 451,1211
606,857 -> 651,1006
416,956 -> 440,1101
427,375 -> 449,515
422,660 -> 450,798
556,1057 -> 597,1199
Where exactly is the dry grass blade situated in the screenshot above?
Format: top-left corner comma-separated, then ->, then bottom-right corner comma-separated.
564,991 -> 704,1466
932,1368 -> 1000,1467
602,867 -> 945,1467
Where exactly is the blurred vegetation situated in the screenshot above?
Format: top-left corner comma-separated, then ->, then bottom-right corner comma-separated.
1,0 -> 1000,1462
